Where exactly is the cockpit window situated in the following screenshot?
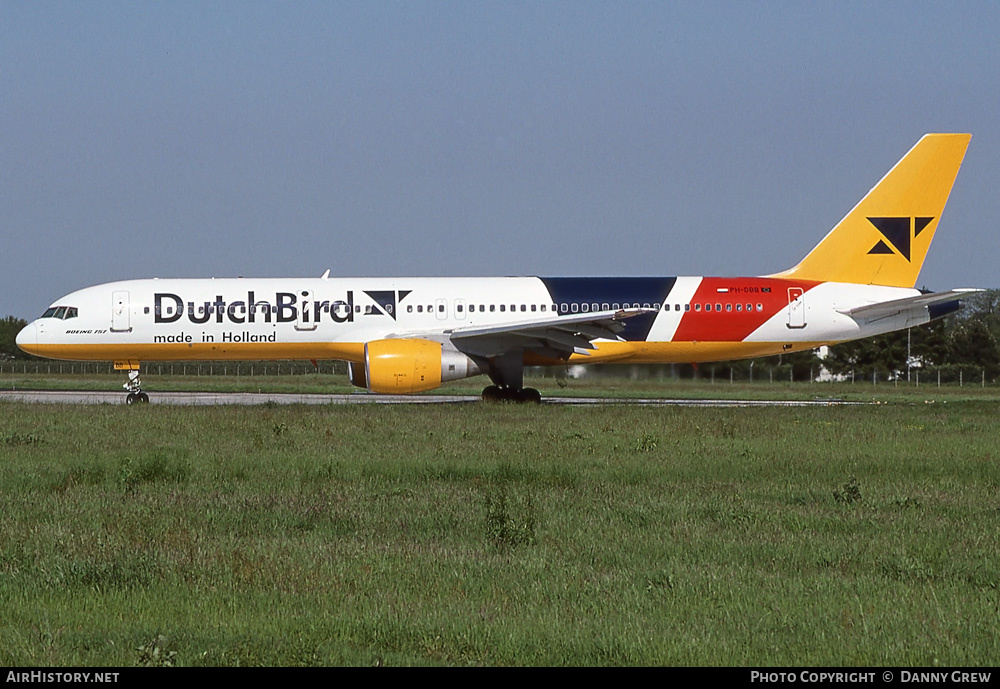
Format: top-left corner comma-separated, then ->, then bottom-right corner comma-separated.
41,306 -> 78,320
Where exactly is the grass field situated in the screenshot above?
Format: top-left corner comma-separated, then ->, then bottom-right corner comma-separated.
1,379 -> 999,666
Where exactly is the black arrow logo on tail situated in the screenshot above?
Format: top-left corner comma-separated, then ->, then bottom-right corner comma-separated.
866,217 -> 934,262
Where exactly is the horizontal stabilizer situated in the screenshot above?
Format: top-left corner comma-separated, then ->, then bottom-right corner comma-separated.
837,289 -> 981,321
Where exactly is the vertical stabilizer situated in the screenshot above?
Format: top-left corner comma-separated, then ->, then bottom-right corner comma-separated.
770,133 -> 970,287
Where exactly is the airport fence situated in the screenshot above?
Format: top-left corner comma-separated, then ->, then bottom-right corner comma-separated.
0,360 -> 997,387
538,362 -> 1000,388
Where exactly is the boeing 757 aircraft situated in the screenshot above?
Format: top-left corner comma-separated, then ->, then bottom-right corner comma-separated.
17,134 -> 977,403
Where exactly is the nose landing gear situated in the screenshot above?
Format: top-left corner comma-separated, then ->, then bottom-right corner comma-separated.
123,369 -> 149,404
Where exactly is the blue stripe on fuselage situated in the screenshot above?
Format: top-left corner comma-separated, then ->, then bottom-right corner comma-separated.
539,277 -> 678,341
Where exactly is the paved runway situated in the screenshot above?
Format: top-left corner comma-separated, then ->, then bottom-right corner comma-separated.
0,389 -> 865,407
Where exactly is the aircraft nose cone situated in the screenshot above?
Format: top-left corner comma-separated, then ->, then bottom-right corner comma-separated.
15,321 -> 37,354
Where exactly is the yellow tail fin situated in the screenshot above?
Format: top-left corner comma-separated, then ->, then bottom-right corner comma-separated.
770,133 -> 970,287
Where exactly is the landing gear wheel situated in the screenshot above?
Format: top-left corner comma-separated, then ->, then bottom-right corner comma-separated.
517,387 -> 542,404
482,385 -> 541,404
482,385 -> 504,403
137,392 -> 149,404
126,392 -> 138,405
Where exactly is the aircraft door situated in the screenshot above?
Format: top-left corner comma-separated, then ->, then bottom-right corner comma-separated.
454,299 -> 467,320
786,287 -> 806,329
435,298 -> 448,321
111,291 -> 131,332
296,290 -> 317,331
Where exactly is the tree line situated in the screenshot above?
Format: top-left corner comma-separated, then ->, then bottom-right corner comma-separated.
821,289 -> 1000,380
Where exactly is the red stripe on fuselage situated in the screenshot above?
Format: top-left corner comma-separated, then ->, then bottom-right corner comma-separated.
671,278 -> 820,342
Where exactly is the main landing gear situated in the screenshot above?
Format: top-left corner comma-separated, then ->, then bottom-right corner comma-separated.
479,350 -> 542,403
123,369 -> 149,404
481,385 -> 542,404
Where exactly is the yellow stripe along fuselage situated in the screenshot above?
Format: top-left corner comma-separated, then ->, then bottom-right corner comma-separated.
26,339 -> 828,367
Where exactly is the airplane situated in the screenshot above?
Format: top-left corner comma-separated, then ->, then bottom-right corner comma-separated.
17,133 -> 978,403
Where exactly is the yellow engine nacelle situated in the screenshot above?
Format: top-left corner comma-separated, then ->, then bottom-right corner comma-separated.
362,338 -> 482,394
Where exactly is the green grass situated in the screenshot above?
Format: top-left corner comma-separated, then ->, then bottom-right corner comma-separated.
1,395 -> 999,665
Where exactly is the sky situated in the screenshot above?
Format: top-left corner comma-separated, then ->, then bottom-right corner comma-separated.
2,1 -> 999,318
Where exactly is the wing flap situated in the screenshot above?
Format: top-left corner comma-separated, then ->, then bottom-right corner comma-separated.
450,308 -> 654,359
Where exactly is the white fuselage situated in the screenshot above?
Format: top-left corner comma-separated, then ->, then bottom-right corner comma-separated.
17,275 -> 929,367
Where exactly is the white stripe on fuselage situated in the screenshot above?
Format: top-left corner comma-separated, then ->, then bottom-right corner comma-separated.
645,277 -> 703,342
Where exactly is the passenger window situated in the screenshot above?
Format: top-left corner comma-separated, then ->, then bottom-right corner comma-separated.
726,304 -> 732,312
716,303 -> 722,312
695,304 -> 702,312
756,303 -> 763,311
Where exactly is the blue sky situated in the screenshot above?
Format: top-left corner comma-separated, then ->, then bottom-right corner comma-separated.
3,1 -> 998,317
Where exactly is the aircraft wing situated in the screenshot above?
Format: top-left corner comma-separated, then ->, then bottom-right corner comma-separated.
449,308 -> 656,359
837,289 -> 981,322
